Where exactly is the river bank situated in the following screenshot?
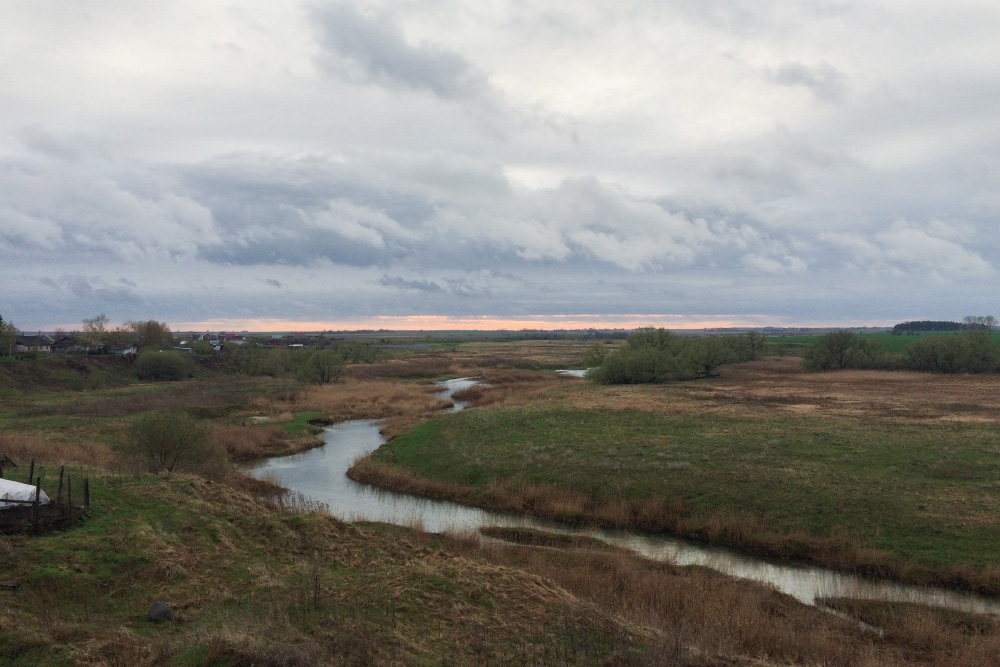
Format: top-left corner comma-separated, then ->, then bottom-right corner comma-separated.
351,361 -> 1000,596
240,376 -> 1000,663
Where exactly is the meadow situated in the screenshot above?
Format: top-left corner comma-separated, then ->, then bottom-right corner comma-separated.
4,341 -> 1000,664
356,356 -> 1000,593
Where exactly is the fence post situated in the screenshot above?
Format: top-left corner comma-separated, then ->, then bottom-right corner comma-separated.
68,477 -> 72,521
33,477 -> 41,533
84,479 -> 90,511
57,466 -> 65,507
27,459 -> 35,486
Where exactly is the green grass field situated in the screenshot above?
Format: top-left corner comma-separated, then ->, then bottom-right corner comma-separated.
770,330 -> 1000,356
365,371 -> 1000,590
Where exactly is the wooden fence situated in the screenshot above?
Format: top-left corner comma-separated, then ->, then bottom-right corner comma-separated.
0,460 -> 90,534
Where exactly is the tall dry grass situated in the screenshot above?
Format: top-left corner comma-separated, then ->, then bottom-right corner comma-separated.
212,423 -> 289,460
459,532 -> 1000,667
350,460 -> 1000,594
450,368 -> 566,409
820,598 -> 1000,665
0,432 -> 116,469
254,379 -> 452,439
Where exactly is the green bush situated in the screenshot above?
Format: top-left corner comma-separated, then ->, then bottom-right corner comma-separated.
125,410 -> 226,478
589,328 -> 755,384
135,351 -> 192,381
297,350 -> 345,384
906,332 -> 1000,373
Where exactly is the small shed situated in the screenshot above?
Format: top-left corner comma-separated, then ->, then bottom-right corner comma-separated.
0,479 -> 51,510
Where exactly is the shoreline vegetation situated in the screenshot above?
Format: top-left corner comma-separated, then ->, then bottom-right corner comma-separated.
351,356 -> 1000,597
4,334 -> 1000,663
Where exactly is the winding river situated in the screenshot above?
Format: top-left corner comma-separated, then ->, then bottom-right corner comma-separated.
246,378 -> 1000,617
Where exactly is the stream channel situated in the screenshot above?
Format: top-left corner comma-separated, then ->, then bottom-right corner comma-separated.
247,378 -> 1000,618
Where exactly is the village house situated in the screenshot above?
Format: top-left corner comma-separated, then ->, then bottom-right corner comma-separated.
14,334 -> 54,354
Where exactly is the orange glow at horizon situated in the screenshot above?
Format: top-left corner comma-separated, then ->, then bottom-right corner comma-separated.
169,313 -> 785,332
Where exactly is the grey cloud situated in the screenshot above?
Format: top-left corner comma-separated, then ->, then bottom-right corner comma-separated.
19,125 -> 80,160
822,222 -> 993,278
0,153 -> 219,262
444,278 -> 490,299
378,275 -> 443,293
770,61 -> 846,102
118,278 -> 137,287
180,152 -> 787,275
260,278 -> 283,288
310,2 -> 489,99
57,274 -> 141,304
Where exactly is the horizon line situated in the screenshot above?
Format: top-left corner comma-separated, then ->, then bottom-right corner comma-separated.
33,313 -> 901,333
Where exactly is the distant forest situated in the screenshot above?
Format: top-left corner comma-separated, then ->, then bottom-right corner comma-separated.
892,316 -> 995,334
892,321 -> 965,333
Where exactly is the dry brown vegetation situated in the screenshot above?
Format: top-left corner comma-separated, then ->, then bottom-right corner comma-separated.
451,368 -> 574,409
212,422 -> 295,460
456,534 -> 1000,666
0,474 -> 634,666
557,355 -> 1000,424
8,341 -> 1000,664
256,378 -> 454,440
0,432 -> 116,469
820,597 -> 1000,664
349,459 -> 905,580
357,354 -> 1000,594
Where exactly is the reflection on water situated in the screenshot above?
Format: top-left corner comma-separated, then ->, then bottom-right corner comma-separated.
246,378 -> 1000,617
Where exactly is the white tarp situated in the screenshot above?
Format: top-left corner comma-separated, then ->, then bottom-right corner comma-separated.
0,478 -> 51,509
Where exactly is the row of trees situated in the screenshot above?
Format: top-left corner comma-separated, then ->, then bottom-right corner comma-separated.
803,330 -> 1000,374
586,329 -> 767,384
134,346 -> 350,384
78,314 -> 173,350
223,341 -> 386,382
0,312 -> 174,354
892,316 -> 996,335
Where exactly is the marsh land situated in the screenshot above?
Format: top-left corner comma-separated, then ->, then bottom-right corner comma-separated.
2,336 -> 1000,665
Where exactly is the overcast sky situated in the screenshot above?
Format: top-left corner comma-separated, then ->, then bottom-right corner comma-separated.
3,1 -> 999,331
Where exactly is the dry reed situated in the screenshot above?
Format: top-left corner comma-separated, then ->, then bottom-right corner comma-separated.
212,423 -> 289,460
468,535 -> 1000,666
0,432 -> 117,468
252,379 -> 452,438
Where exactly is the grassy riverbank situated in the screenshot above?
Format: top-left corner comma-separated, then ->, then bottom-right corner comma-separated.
9,468 -> 999,666
354,357 -> 1000,593
0,470 -> 632,665
7,343 -> 1000,664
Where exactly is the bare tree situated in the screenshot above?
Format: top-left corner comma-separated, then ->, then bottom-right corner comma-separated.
0,314 -> 16,356
80,313 -> 110,348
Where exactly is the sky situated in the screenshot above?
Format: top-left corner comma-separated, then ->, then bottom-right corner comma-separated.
2,1 -> 999,332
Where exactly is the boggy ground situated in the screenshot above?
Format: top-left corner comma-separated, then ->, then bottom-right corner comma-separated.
6,346 -> 1000,664
3,469 -> 998,666
352,357 -> 1000,594
0,472 -> 630,666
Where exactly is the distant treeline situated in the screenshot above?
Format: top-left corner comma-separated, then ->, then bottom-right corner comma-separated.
805,330 -> 1000,374
891,321 -> 965,333
892,316 -> 996,334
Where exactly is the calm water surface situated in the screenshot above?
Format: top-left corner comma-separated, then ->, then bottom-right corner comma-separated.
247,378 -> 1000,616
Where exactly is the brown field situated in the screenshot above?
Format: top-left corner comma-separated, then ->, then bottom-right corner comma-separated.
0,432 -> 116,470
459,535 -> 1000,666
556,355 -> 1000,423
